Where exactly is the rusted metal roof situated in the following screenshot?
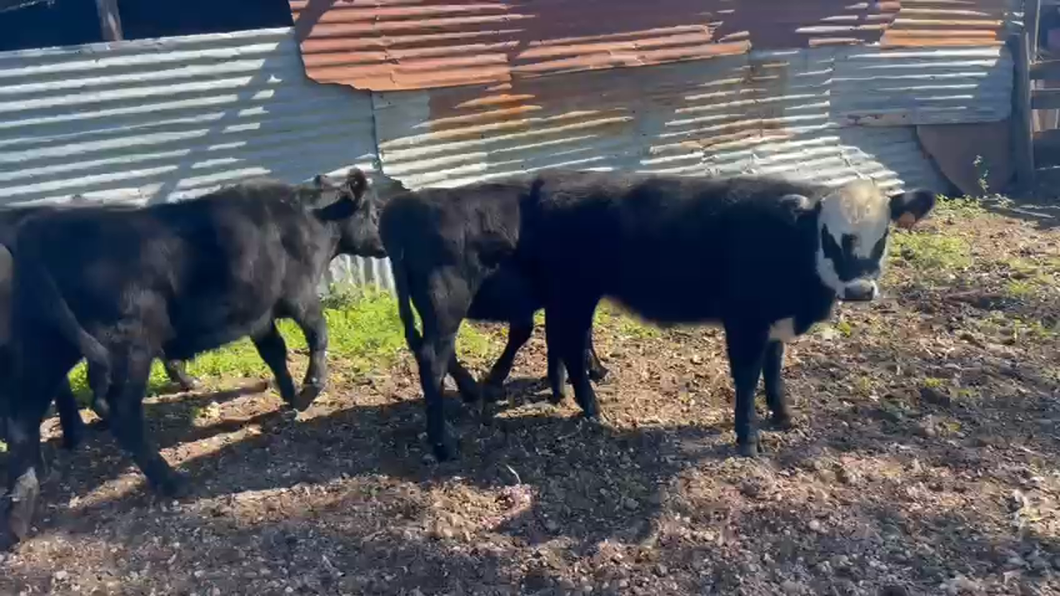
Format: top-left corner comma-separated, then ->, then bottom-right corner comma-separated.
290,0 -> 1018,92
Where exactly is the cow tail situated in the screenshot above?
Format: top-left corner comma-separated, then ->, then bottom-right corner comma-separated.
24,257 -> 112,399
390,252 -> 422,353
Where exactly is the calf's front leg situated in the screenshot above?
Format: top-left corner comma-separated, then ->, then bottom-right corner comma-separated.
723,322 -> 769,457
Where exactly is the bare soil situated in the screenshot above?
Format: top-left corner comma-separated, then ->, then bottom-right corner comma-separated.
2,201 -> 1060,595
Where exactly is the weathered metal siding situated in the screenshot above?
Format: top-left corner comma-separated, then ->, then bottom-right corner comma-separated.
0,27 -> 391,289
373,45 -> 1011,191
290,0 -> 1018,92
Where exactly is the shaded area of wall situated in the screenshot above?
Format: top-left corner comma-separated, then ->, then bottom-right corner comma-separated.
916,121 -> 1014,196
0,27 -> 390,288
290,0 -> 1019,92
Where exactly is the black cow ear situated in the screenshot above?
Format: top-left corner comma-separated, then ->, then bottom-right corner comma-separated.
314,197 -> 356,222
889,189 -> 937,230
344,168 -> 369,206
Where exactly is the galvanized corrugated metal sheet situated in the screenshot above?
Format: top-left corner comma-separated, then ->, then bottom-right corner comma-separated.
0,26 -> 392,290
373,44 -> 1011,191
290,0 -> 1017,92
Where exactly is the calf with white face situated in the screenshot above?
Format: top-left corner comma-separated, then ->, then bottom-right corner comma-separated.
514,171 -> 937,460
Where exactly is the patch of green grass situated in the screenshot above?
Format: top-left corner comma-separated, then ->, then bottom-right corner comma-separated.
921,377 -> 945,390
999,258 -> 1056,301
889,232 -> 972,274
835,319 -> 854,338
973,312 -> 1058,344
596,301 -> 660,339
934,194 -> 987,220
63,284 -> 496,401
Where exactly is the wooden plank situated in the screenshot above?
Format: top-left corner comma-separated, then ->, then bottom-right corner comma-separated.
95,0 -> 123,41
1033,127 -> 1060,151
1032,88 -> 1060,109
1011,31 -> 1036,191
1030,59 -> 1060,80
1027,0 -> 1042,58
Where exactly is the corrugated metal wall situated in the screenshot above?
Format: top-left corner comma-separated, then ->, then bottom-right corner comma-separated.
0,27 -> 392,289
372,45 -> 1012,192
0,18 -> 1019,293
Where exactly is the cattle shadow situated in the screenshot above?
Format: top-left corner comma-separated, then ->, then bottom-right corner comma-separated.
6,441 -> 1058,595
20,376 -> 731,552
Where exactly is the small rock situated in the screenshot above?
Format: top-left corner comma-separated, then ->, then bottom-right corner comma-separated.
781,580 -> 805,594
739,482 -> 761,498
54,570 -> 69,582
808,520 -> 824,533
654,564 -> 668,577
617,579 -> 630,589
622,497 -> 639,511
879,586 -> 909,596
835,464 -> 859,485
920,386 -> 952,407
544,519 -> 560,533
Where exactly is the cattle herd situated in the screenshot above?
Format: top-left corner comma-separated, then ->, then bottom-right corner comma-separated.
0,165 -> 936,550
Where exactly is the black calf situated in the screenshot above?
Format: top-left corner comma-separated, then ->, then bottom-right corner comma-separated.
1,169 -> 385,549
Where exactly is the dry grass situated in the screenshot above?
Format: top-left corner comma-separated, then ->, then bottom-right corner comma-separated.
2,195 -> 1060,595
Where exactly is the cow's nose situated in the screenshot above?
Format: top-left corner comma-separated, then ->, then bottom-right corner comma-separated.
843,279 -> 877,302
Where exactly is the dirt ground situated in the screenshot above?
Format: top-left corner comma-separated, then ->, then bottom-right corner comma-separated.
2,196 -> 1060,595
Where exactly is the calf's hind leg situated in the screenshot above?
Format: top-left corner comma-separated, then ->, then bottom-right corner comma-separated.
545,298 -> 602,420
103,345 -> 187,497
250,321 -> 299,410
411,269 -> 473,462
287,299 -> 332,411
480,317 -> 534,402
762,341 -> 793,430
1,345 -> 80,550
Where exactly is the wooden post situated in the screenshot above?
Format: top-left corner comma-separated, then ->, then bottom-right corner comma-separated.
95,0 -> 123,41
1012,31 -> 1036,192
1027,0 -> 1042,59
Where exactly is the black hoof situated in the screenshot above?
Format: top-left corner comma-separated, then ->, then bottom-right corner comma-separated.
60,430 -> 83,452
769,413 -> 795,431
431,442 -> 455,462
176,377 -> 200,392
580,411 -> 604,426
588,366 -> 609,383
291,384 -> 322,412
480,382 -> 505,404
736,440 -> 761,458
155,472 -> 190,499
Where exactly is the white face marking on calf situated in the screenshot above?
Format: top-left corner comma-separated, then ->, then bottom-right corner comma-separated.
814,179 -> 893,301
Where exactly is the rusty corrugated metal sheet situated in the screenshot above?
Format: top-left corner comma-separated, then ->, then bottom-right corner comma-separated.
372,44 -> 1013,191
0,27 -> 392,289
290,0 -> 1017,92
